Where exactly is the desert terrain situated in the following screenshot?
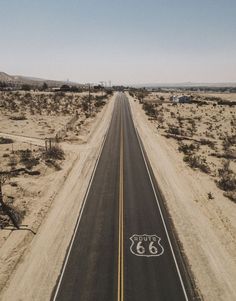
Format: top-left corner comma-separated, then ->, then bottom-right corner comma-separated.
0,89 -> 113,298
128,90 -> 236,300
0,87 -> 236,300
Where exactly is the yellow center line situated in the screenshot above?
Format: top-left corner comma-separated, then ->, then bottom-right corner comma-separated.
118,104 -> 124,301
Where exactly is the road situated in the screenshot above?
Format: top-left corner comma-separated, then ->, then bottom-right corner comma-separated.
52,92 -> 191,301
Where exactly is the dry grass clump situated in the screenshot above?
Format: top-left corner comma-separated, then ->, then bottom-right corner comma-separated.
18,149 -> 39,170
10,115 -> 27,121
224,191 -> 236,202
0,201 -> 24,229
183,154 -> 210,173
178,142 -> 200,155
44,145 -> 65,161
218,161 -> 236,191
167,125 -> 182,136
142,102 -> 156,118
0,137 -> 14,144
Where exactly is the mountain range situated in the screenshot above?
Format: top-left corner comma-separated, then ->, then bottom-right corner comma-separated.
0,71 -> 81,87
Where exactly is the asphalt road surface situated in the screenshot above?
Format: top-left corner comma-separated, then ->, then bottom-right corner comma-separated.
52,93 -> 191,301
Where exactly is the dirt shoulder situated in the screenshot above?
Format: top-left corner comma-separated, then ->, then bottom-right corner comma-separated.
0,93 -> 115,301
127,93 -> 236,301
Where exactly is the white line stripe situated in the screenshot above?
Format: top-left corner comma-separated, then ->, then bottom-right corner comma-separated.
52,109 -> 113,301
134,126 -> 189,301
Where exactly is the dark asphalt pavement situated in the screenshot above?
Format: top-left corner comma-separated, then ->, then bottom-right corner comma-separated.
52,93 -> 190,301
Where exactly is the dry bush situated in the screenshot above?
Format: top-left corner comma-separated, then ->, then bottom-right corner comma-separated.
224,191 -> 236,202
183,154 -> 210,173
0,137 -> 13,144
200,139 -> 215,149
0,202 -> 24,229
10,115 -> 27,120
17,149 -> 39,170
94,99 -> 106,108
178,142 -> 200,155
8,156 -> 18,169
217,161 -> 236,192
223,135 -> 236,150
167,125 -> 182,136
44,145 -> 65,160
142,102 -> 156,118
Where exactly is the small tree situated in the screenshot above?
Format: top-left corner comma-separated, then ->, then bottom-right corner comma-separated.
21,84 -> 31,91
0,172 -> 20,229
0,173 -> 9,207
41,82 -> 48,91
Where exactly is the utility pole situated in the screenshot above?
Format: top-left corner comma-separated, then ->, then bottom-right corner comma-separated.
100,81 -> 104,97
88,83 -> 91,102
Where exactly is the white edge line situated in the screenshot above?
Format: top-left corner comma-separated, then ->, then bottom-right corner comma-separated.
52,108 -> 113,301
134,126 -> 189,301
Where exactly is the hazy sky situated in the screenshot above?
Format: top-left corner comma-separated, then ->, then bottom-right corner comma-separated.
0,0 -> 236,85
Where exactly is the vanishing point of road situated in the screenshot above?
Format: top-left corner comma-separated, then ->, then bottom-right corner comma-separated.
52,93 -> 193,301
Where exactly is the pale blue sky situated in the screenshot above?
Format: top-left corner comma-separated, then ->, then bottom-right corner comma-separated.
0,0 -> 236,84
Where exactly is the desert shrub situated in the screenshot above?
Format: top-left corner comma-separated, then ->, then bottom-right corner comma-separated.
218,161 -> 236,191
94,99 -> 106,108
208,192 -> 214,200
45,159 -> 62,171
224,191 -> 236,202
199,139 -> 215,148
21,84 -> 32,91
8,156 -> 18,169
10,115 -> 27,121
167,125 -> 182,135
44,145 -> 65,160
223,135 -> 236,150
18,149 -> 39,170
0,137 -> 14,144
157,115 -> 164,123
178,142 -> 199,155
0,202 -> 24,229
183,154 -> 210,173
142,102 -> 156,117
81,100 -> 89,111
218,173 -> 236,191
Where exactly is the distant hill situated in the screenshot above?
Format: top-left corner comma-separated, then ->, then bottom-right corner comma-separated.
0,72 -> 18,82
133,82 -> 236,88
0,71 -> 81,88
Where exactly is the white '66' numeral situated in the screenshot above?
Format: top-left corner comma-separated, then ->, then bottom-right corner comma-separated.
136,241 -> 158,255
149,241 -> 158,254
136,241 -> 145,254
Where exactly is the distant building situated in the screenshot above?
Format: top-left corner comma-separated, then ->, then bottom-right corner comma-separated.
170,95 -> 191,103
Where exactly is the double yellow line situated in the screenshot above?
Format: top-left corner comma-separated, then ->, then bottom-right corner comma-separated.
118,107 -> 124,301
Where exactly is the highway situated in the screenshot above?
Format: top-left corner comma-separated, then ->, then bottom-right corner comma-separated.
52,92 -> 192,301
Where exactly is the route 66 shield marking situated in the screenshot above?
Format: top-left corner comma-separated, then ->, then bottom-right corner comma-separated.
129,234 -> 164,257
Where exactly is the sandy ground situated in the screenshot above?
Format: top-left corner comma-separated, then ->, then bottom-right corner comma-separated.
127,92 -> 236,300
0,92 -> 115,300
0,91 -> 109,139
141,91 -> 236,104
